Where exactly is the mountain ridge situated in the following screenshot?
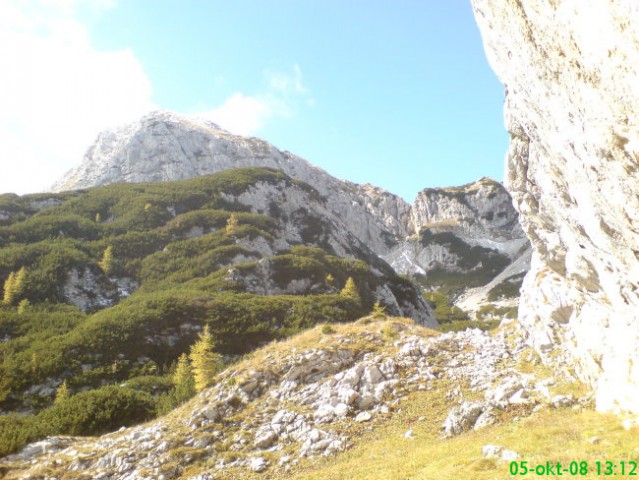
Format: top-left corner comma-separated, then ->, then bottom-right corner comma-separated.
50,110 -> 530,293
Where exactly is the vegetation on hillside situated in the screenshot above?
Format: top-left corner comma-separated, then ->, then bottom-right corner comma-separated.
0,168 -> 416,456
414,228 -> 511,296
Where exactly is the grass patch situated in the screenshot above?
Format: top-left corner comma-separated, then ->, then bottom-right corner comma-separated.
285,393 -> 638,480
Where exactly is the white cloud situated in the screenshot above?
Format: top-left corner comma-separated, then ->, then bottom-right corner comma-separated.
0,0 -> 155,195
203,93 -> 271,137
267,64 -> 307,96
0,4 -> 313,194
198,64 -> 313,136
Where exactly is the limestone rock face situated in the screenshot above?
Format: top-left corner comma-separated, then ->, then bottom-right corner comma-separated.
411,177 -> 523,241
52,111 -> 409,255
62,268 -> 138,312
471,0 -> 639,412
384,178 -> 530,306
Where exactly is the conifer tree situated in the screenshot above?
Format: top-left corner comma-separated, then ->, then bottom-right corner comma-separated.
2,272 -> 16,306
95,212 -> 102,223
173,353 -> 195,401
372,300 -> 387,317
55,380 -> 70,404
340,276 -> 361,304
225,213 -> 239,236
30,353 -> 38,376
14,267 -> 26,299
99,246 -> 114,275
190,325 -> 223,392
17,298 -> 30,315
2,268 -> 25,306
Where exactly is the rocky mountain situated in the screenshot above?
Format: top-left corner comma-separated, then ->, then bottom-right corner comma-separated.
52,111 -> 411,256
0,169 -> 436,425
384,177 -> 530,313
51,111 -> 530,312
471,0 -> 639,413
4,1 -> 639,476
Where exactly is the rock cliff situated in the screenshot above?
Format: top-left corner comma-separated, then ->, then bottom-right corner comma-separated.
411,177 -> 523,241
384,177 -> 530,310
471,0 -> 639,413
386,178 -> 527,274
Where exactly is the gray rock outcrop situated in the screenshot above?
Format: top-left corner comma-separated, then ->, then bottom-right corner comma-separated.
471,0 -> 639,413
411,177 -> 523,241
385,178 -> 528,275
384,177 -> 531,305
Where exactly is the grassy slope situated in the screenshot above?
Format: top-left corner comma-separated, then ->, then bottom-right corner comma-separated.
3,318 -> 637,479
292,399 -> 639,480
284,331 -> 635,480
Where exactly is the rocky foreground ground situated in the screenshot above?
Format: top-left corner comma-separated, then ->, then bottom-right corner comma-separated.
0,317 -> 588,479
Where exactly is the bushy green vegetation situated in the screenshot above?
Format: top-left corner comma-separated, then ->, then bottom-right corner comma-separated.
439,319 -> 500,333
0,167 -> 403,456
0,385 -> 156,457
486,273 -> 525,301
416,228 -> 511,295
423,291 -> 469,324
476,303 -> 517,321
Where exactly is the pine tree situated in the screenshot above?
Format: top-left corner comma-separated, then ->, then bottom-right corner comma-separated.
14,267 -> 26,299
225,213 -> 239,236
173,353 -> 195,401
55,380 -> 70,404
99,246 -> 114,275
95,212 -> 102,223
190,325 -> 223,392
372,300 -> 387,317
17,298 -> 30,315
340,277 -> 361,304
2,267 -> 25,306
2,272 -> 16,305
30,353 -> 38,376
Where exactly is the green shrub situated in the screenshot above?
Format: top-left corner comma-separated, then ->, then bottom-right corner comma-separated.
476,304 -> 518,321
423,291 -> 469,323
36,385 -> 155,436
0,385 -> 155,456
486,274 -> 525,301
0,414 -> 40,457
439,319 -> 500,333
321,324 -> 335,334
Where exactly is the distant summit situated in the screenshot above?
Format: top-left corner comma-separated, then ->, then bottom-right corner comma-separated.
51,109 -> 530,310
51,110 -> 411,256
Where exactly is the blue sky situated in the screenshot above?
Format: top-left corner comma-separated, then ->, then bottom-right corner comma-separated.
1,0 -> 507,201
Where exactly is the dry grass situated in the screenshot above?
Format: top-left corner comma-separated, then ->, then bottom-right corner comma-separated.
8,316 -> 634,480
279,392 -> 639,480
